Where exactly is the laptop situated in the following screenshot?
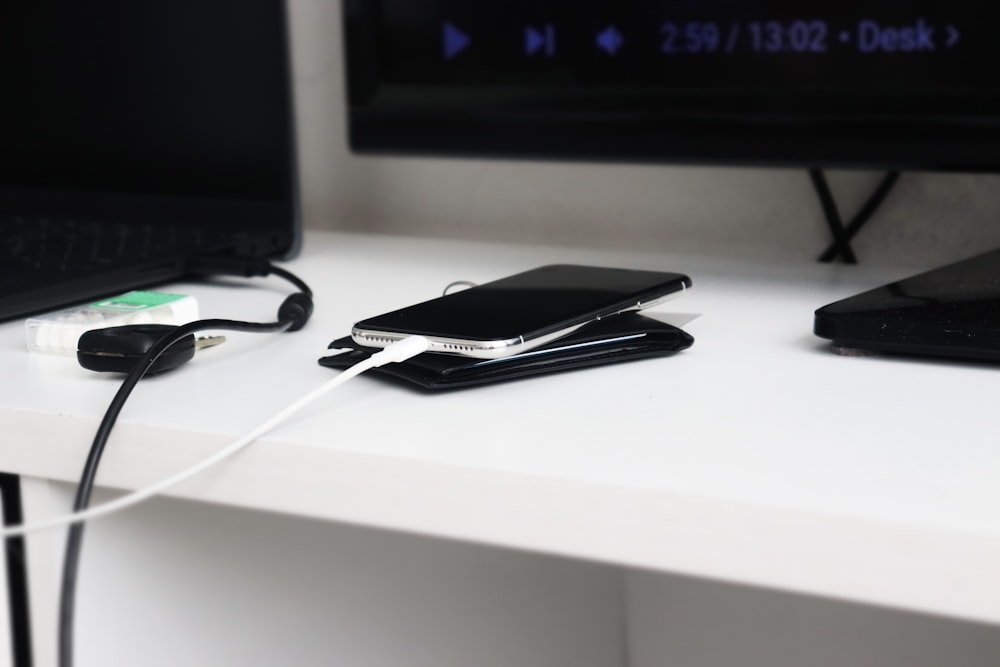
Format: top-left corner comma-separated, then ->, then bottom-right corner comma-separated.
814,248 -> 1000,362
0,0 -> 299,322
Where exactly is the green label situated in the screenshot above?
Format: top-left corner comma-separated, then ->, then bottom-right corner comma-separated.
92,291 -> 186,311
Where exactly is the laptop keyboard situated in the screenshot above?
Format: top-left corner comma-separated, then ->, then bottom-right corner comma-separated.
0,217 -> 216,293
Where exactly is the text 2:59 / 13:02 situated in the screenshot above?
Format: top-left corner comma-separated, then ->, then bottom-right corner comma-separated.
660,19 -> 954,55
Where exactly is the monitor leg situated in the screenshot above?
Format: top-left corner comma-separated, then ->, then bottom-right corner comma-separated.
811,169 -> 902,264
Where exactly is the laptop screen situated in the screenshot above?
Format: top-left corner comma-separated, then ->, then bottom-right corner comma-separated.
0,0 -> 297,250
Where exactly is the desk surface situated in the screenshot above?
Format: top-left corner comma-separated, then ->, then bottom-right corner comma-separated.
3,230 -> 998,624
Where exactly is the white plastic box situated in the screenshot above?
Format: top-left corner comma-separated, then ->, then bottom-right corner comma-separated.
25,291 -> 199,355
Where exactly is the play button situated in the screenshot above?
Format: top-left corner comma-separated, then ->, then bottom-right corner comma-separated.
442,22 -> 471,60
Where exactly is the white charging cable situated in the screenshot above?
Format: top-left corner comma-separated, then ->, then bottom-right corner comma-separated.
1,335 -> 430,538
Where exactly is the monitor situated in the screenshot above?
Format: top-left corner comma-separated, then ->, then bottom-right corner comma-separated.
342,1 -> 1000,171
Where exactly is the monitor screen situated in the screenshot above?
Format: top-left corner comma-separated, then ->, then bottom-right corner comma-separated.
0,0 -> 297,229
344,0 -> 1000,170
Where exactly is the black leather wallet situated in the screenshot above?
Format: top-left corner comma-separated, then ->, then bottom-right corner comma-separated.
318,313 -> 694,391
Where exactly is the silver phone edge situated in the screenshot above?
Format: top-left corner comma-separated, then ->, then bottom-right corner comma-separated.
351,320 -> 591,360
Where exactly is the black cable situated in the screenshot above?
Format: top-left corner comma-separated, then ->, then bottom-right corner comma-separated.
818,171 -> 901,263
268,264 -> 313,298
1,473 -> 33,667
58,264 -> 312,667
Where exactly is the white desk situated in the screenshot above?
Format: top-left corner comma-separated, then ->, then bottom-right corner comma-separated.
3,230 -> 1000,664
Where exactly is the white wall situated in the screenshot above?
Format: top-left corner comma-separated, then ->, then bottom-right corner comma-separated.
288,0 -> 1000,268
627,571 -> 1000,667
40,483 -> 625,667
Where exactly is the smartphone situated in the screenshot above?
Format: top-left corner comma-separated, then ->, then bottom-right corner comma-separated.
351,264 -> 691,359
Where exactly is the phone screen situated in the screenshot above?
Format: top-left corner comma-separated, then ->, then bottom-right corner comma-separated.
354,264 -> 690,342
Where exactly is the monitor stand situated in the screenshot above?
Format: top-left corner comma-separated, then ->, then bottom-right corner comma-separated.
814,247 -> 1000,361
